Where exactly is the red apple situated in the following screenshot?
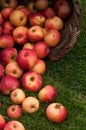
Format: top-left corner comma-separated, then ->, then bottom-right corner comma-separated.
29,12 -> 46,26
17,6 -> 31,19
22,96 -> 40,113
0,0 -> 17,8
38,85 -> 57,102
1,7 -> 14,19
7,104 -> 22,119
0,64 -> 4,79
45,16 -> 64,31
0,75 -> 20,95
35,0 -> 49,10
54,0 -> 71,19
42,7 -> 56,18
58,3 -> 71,20
4,120 -> 25,130
34,41 -> 50,58
5,61 -> 24,78
22,71 -> 43,92
3,20 -> 14,35
44,29 -> 61,47
23,43 -> 34,49
54,0 -> 67,12
16,49 -> 38,70
28,25 -> 44,42
27,2 -> 37,13
13,26 -> 29,45
0,114 -> 6,130
31,59 -> 46,74
0,47 -> 17,65
10,9 -> 27,26
46,103 -> 67,123
0,35 -> 14,48
10,88 -> 26,104
0,13 -> 3,25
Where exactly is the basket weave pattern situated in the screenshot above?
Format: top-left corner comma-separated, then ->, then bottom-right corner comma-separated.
49,0 -> 82,61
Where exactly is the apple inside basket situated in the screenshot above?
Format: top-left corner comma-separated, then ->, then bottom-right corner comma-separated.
0,0 -> 82,61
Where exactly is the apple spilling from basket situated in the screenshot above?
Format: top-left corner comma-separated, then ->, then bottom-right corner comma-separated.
0,0 -> 71,129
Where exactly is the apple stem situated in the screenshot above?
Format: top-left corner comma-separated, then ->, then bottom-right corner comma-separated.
12,107 -> 15,111
33,5 -> 36,11
55,104 -> 61,109
30,76 -> 34,81
13,92 -> 17,97
31,105 -> 35,108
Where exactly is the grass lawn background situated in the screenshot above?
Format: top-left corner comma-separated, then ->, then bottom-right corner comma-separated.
0,0 -> 86,130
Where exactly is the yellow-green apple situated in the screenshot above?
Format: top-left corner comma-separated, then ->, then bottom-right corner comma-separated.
22,96 -> 40,113
22,71 -> 43,92
27,2 -> 37,13
0,13 -> 3,25
3,20 -> 14,35
0,35 -> 14,48
0,47 -> 17,65
28,25 -> 44,42
23,43 -> 34,49
9,9 -> 27,26
31,59 -> 46,74
0,75 -> 20,95
4,120 -> 25,130
0,114 -> 6,130
16,49 -> 38,70
35,0 -> 49,11
7,104 -> 22,119
1,7 -> 14,20
0,0 -> 17,8
29,12 -> 46,26
45,16 -> 63,31
44,29 -> 61,47
54,0 -> 71,20
13,26 -> 29,45
10,88 -> 26,104
5,61 -> 24,78
17,6 -> 31,19
33,41 -> 50,58
42,7 -> 56,18
46,103 -> 67,123
0,26 -> 3,36
0,64 -> 4,79
38,85 -> 57,102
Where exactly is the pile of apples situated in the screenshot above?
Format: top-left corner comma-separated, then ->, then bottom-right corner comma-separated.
0,0 -> 71,129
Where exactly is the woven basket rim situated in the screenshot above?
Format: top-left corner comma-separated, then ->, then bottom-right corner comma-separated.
48,0 -> 82,61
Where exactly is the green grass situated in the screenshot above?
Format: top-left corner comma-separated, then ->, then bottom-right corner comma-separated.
0,0 -> 86,130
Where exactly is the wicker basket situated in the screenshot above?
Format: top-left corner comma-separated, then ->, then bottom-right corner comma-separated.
0,0 -> 82,61
48,0 -> 82,61
19,0 -> 82,61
